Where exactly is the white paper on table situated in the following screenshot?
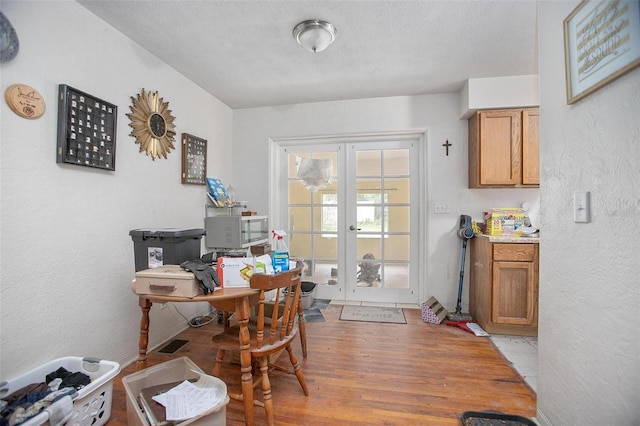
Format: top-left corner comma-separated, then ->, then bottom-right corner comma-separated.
152,372 -> 222,421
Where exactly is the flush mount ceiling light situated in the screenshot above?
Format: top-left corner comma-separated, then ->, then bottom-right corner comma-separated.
293,19 -> 337,53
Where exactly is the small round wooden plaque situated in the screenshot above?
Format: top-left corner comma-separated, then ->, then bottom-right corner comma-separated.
5,84 -> 45,119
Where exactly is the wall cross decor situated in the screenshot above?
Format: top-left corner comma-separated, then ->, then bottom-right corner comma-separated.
442,139 -> 452,156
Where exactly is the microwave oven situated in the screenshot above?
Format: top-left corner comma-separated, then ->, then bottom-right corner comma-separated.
205,215 -> 269,249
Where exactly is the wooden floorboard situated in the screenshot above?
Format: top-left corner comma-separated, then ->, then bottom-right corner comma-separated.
108,304 -> 536,425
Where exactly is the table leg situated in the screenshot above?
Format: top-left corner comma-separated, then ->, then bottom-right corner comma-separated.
137,298 -> 152,371
236,295 -> 254,426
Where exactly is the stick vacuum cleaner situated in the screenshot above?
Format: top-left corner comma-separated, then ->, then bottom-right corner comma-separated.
447,215 -> 475,322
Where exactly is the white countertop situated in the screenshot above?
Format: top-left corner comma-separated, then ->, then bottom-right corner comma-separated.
476,234 -> 540,243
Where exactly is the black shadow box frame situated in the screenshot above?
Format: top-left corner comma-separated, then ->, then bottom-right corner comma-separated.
181,133 -> 207,185
56,84 -> 117,170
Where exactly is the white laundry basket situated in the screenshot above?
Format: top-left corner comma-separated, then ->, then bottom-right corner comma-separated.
0,356 -> 121,426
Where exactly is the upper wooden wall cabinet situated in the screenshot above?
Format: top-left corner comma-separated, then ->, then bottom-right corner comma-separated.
468,108 -> 539,188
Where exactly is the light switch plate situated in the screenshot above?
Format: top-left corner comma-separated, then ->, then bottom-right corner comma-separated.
434,202 -> 450,214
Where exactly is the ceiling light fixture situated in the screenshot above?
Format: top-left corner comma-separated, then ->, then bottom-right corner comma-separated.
293,19 -> 337,53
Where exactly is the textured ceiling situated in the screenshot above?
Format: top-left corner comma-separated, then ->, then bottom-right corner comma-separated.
78,0 -> 538,109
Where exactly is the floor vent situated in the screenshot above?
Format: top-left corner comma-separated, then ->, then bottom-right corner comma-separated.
156,339 -> 190,355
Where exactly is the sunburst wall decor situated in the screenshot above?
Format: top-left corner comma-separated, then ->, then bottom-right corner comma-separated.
127,89 -> 176,160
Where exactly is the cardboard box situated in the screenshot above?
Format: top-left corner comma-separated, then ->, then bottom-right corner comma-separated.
123,357 -> 228,426
250,243 -> 271,255
421,296 -> 447,324
484,208 -> 525,236
217,257 -> 254,288
134,265 -> 202,298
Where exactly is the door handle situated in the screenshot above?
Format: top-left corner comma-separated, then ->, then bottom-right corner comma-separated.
349,225 -> 361,231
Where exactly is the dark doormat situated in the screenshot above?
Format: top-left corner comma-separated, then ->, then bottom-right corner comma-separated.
304,309 -> 325,322
156,339 -> 190,355
303,298 -> 330,322
308,298 -> 330,310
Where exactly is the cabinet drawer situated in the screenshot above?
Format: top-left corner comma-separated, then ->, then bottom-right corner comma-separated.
493,244 -> 536,261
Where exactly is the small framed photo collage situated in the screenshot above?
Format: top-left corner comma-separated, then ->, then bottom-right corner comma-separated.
181,133 -> 207,185
56,84 -> 117,170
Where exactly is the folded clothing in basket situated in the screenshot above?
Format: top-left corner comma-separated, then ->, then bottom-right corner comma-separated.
1,357 -> 120,426
44,395 -> 74,426
0,366 -> 89,426
46,367 -> 91,390
1,387 -> 76,426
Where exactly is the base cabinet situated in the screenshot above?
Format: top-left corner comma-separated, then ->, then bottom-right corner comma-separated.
469,236 -> 539,336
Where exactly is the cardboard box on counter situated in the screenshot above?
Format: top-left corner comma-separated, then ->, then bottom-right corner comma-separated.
483,208 -> 525,236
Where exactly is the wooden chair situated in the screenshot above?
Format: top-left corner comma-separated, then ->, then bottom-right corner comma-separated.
211,266 -> 309,425
221,287 -> 308,359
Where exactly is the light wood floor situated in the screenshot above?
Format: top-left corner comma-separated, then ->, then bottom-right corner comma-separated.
109,304 -> 536,425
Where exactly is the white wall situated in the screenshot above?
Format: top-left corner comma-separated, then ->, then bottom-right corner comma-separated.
232,95 -> 539,307
537,2 -> 640,425
0,1 -> 233,377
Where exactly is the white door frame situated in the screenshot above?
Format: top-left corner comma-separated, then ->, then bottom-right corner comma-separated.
269,130 -> 428,304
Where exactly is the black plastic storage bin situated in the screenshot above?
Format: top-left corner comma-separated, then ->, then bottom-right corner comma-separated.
129,228 -> 205,271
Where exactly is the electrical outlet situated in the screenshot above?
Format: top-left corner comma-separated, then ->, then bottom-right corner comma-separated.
434,202 -> 450,214
574,191 -> 590,223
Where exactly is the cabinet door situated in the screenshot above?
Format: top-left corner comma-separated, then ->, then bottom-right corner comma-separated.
478,110 -> 521,185
491,261 -> 536,326
522,108 -> 540,185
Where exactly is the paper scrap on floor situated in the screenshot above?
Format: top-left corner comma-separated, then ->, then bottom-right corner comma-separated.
153,371 -> 222,421
467,322 -> 490,336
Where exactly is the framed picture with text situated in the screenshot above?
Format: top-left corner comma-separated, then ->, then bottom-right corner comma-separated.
564,0 -> 640,104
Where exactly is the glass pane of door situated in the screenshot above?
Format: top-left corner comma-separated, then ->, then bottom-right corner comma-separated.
347,144 -> 416,302
286,148 -> 344,300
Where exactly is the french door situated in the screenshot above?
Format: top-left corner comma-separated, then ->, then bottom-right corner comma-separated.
274,133 -> 422,304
